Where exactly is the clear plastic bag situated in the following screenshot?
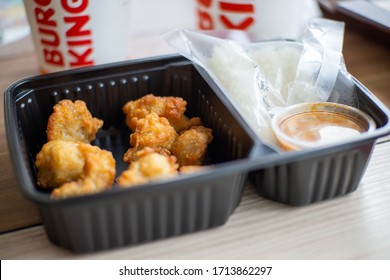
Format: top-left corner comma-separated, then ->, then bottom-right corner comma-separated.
165,18 -> 357,149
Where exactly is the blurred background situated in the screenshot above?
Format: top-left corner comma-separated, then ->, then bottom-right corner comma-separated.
0,0 -> 198,59
2,0 -> 321,58
0,0 -> 388,103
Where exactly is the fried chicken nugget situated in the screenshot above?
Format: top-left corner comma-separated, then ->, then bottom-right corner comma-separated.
36,140 -> 85,189
179,165 -> 208,174
123,112 -> 178,163
36,140 -> 116,199
123,146 -> 171,163
171,126 -> 213,167
47,99 -> 103,143
51,143 -> 116,199
122,94 -> 202,132
117,148 -> 178,187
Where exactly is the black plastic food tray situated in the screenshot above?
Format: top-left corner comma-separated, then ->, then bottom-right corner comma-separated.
5,54 -> 390,253
197,64 -> 390,206
4,55 -> 273,253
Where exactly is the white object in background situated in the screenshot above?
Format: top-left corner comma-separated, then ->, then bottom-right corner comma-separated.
196,0 -> 322,40
23,0 -> 132,73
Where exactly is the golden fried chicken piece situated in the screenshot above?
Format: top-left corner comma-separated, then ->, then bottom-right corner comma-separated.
47,99 -> 103,143
36,140 -> 85,189
122,94 -> 202,132
51,143 -> 116,199
117,148 -> 178,187
179,165 -> 208,174
124,112 -> 178,164
124,146 -> 171,163
171,126 -> 213,167
36,140 -> 116,199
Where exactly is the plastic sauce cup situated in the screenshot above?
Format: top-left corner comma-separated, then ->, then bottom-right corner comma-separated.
272,102 -> 376,151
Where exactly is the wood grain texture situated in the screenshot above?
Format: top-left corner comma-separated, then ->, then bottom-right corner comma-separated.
342,29 -> 390,106
0,53 -> 42,233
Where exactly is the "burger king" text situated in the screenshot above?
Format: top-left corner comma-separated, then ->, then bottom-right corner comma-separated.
197,0 -> 255,30
32,0 -> 94,68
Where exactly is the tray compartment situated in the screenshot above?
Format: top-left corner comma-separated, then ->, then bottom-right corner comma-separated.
196,64 -> 390,206
250,142 -> 374,206
5,55 -> 267,252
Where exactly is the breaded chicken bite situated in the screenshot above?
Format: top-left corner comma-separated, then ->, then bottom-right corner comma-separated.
117,148 -> 178,187
47,99 -> 103,143
36,140 -> 116,199
51,143 -> 116,199
122,94 -> 202,132
124,112 -> 178,163
36,139 -> 85,189
179,165 -> 208,174
171,126 -> 213,167
124,146 -> 171,163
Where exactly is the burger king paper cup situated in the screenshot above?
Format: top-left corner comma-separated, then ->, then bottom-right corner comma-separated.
196,0 -> 321,40
23,0 -> 132,73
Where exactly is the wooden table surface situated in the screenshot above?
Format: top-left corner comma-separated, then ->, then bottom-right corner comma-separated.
1,0 -> 390,259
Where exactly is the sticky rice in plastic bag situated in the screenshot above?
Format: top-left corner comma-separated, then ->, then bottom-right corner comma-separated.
165,18 -> 357,150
